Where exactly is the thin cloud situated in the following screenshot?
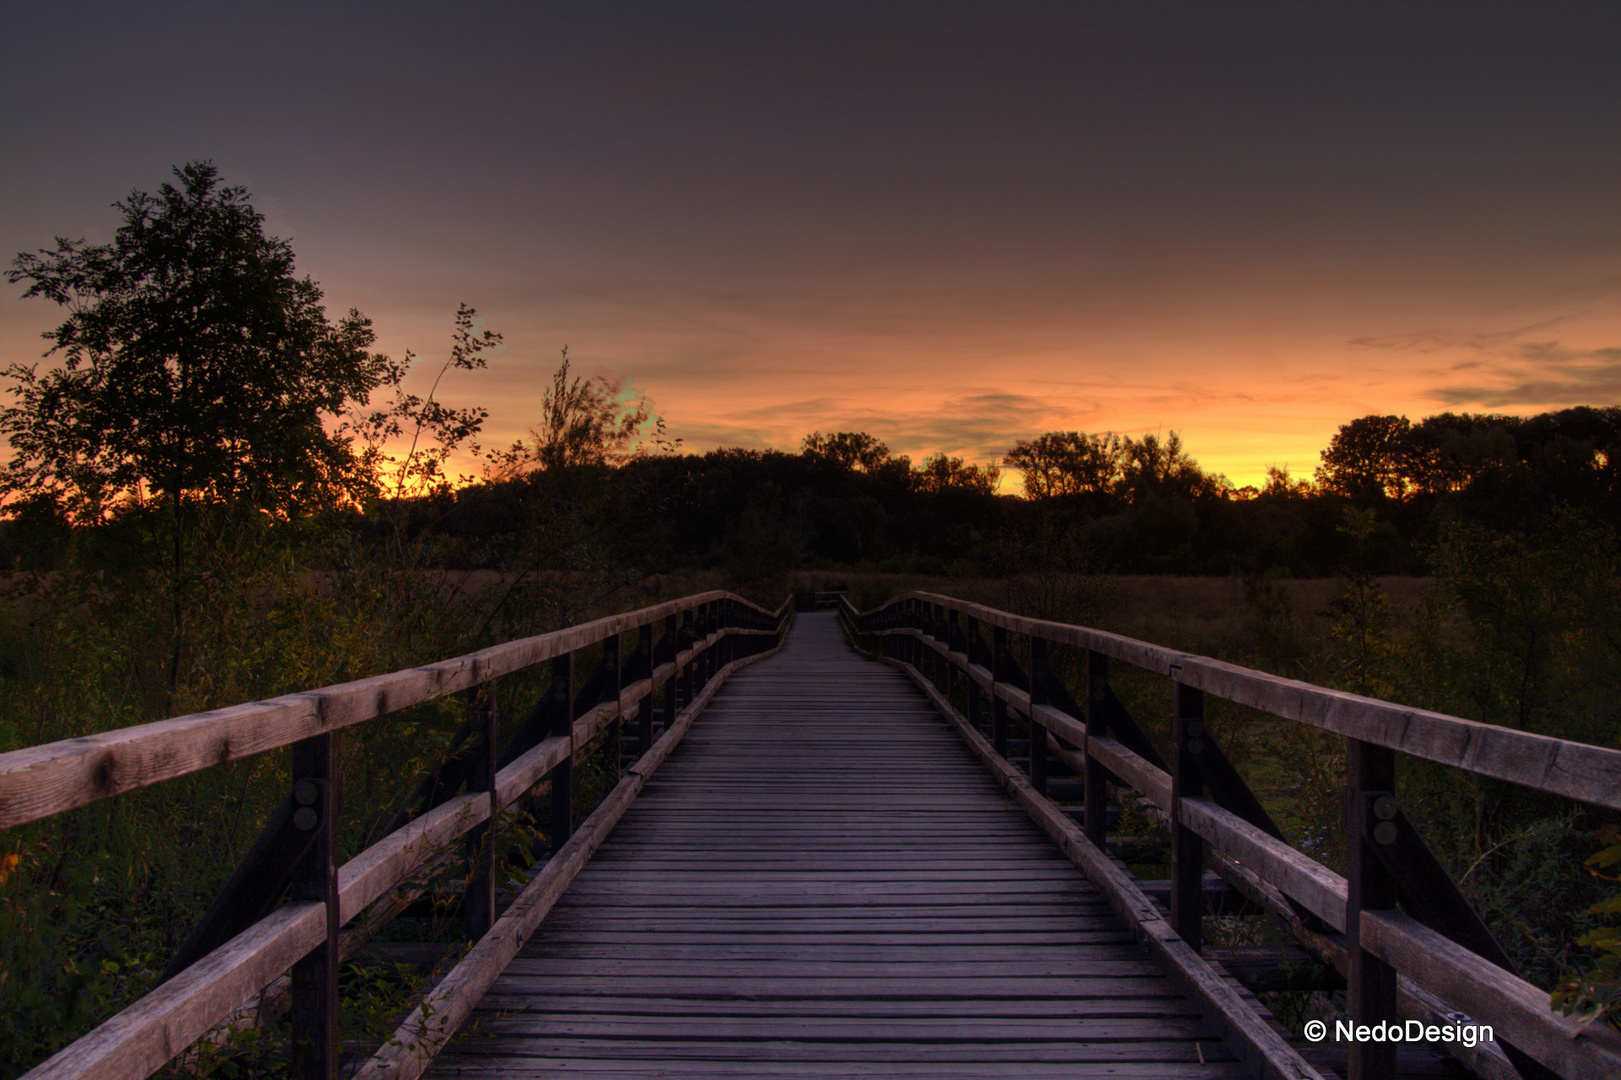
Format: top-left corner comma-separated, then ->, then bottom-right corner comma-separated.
1350,315 -> 1577,355
670,389 -> 1064,463
1430,344 -> 1621,407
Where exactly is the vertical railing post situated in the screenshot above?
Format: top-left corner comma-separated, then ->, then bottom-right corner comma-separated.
679,608 -> 695,712
714,600 -> 724,671
913,600 -> 926,675
1347,738 -> 1399,1080
932,604 -> 946,689
696,602 -> 711,687
908,600 -> 920,670
289,732 -> 338,1080
965,614 -> 981,733
636,622 -> 655,754
1084,651 -> 1110,847
550,651 -> 574,856
916,600 -> 926,673
991,625 -> 1009,756
662,613 -> 679,734
716,596 -> 729,664
464,681 -> 498,942
898,600 -> 909,666
603,633 -> 622,774
712,601 -> 723,677
1028,636 -> 1049,795
922,603 -> 934,688
715,600 -> 727,669
1170,681 -> 1205,953
946,608 -> 960,703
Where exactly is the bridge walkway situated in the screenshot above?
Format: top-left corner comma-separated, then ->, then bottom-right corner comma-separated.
427,611 -> 1247,1078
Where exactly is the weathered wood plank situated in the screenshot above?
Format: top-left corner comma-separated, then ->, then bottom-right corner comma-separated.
470,993 -> 1198,1016
894,656 -> 1326,1080
1176,796 -> 1348,933
0,593 -> 786,829
19,904 -> 325,1080
437,1038 -> 1235,1063
429,612 -> 1283,1080
1360,909 -> 1621,1078
872,591 -> 1621,808
356,622 -> 788,1080
422,1063 -> 1249,1079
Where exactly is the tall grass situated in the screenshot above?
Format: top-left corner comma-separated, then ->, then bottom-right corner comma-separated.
819,511 -> 1620,1022
0,500 -> 715,1077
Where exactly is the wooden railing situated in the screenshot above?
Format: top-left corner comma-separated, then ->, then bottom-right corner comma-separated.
1,591 -> 792,1080
841,591 -> 1621,1080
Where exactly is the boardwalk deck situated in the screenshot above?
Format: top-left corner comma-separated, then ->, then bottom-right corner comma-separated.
428,611 -> 1247,1078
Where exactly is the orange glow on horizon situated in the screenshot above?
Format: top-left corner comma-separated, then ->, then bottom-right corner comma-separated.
390,294 -> 1613,496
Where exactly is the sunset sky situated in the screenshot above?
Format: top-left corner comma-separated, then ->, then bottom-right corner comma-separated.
1,1 -> 1617,490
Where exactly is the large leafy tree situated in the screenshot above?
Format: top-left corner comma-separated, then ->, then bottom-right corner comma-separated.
801,431 -> 904,476
3,161 -> 390,522
1314,414 -> 1415,501
1005,431 -> 1123,500
4,162 -> 396,692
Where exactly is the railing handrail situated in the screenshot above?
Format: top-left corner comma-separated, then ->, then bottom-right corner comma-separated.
9,591 -> 793,1080
879,588 -> 1621,809
0,590 -> 781,830
845,589 -> 1621,1080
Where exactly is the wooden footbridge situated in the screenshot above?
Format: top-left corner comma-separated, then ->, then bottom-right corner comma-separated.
4,591 -> 1620,1080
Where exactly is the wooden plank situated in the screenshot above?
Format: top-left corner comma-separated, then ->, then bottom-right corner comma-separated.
0,592 -> 787,829
19,903 -> 325,1080
877,590 -> 1186,675
1103,785 -> 1528,1080
1360,909 -> 1621,1079
453,974 -> 1203,999
15,603 -> 792,1080
422,1063 -> 1250,1079
1086,735 -> 1172,813
22,756 -> 557,1080
470,985 -> 1193,1011
356,623 -> 789,1080
430,611 -> 1256,1080
436,1038 -> 1233,1063
466,1015 -> 1220,1040
1175,796 -> 1347,933
870,591 -> 1621,809
1182,655 -> 1621,809
529,934 -> 1137,949
895,659 -> 1327,1080
536,916 -> 1124,933
501,957 -> 1164,978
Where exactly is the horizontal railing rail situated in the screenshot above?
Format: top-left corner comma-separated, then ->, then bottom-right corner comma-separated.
6,592 -> 792,1080
842,590 -> 1621,1080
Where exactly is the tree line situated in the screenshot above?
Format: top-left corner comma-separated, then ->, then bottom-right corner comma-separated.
2,162 -> 1616,589
405,404 -> 1618,582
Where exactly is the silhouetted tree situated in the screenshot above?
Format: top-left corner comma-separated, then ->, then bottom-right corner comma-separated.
3,162 -> 390,520
914,452 -> 1000,495
3,161 -> 395,689
487,346 -> 670,477
1119,431 -> 1217,503
1315,414 -> 1415,501
1004,431 -> 1122,499
801,431 -> 902,475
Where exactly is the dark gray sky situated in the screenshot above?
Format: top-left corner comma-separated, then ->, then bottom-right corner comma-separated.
3,1 -> 1617,484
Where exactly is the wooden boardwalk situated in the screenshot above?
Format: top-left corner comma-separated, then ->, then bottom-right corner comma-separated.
428,611 -> 1245,1078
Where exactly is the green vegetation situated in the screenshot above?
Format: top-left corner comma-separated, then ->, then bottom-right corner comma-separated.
2,162 -> 1617,1073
